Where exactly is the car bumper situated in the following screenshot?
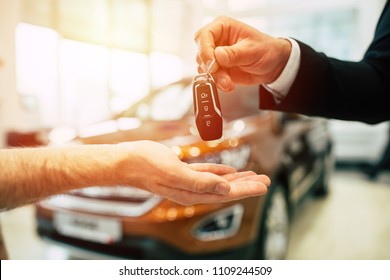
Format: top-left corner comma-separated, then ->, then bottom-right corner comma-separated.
37,216 -> 257,259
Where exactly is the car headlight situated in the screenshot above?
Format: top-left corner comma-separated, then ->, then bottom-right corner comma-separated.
192,204 -> 244,241
183,144 -> 251,170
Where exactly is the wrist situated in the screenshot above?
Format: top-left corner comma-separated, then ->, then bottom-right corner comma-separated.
268,38 -> 292,84
52,144 -> 128,188
265,38 -> 301,101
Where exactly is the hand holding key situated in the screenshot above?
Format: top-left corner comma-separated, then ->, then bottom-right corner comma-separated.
194,16 -> 291,92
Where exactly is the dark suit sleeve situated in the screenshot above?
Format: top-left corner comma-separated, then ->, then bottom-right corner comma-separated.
259,1 -> 390,124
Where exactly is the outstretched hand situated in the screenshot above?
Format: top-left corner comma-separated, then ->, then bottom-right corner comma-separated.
0,141 -> 269,211
119,141 -> 270,205
187,163 -> 270,205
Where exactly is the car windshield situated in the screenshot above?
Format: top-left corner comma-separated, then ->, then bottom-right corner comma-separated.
119,79 -> 193,121
119,79 -> 261,122
147,83 -> 193,120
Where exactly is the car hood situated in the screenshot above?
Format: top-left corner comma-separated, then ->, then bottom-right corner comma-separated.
70,117 -> 198,145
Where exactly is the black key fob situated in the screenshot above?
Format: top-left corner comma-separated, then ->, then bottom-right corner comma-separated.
193,73 -> 223,141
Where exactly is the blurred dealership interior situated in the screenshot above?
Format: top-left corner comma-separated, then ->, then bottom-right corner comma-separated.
1,0 -> 390,260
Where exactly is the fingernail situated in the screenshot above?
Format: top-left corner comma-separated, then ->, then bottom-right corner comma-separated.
218,76 -> 231,92
215,182 -> 230,195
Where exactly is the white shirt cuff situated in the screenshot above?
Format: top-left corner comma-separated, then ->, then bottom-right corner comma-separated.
263,38 -> 301,103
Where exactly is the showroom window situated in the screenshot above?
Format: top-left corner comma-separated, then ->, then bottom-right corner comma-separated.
15,0 -> 186,128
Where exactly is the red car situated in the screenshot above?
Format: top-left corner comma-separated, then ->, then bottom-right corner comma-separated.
36,78 -> 333,259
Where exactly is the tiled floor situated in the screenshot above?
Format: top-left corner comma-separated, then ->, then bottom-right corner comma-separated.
287,169 -> 390,259
1,169 -> 390,260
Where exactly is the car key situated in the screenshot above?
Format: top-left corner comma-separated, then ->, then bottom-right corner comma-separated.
193,61 -> 222,141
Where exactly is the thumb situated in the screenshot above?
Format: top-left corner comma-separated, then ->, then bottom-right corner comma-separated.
175,167 -> 231,195
215,43 -> 246,68
194,172 -> 231,195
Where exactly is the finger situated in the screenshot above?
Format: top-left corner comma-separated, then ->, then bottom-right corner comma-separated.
188,163 -> 236,175
196,55 -> 207,73
215,70 -> 235,92
230,174 -> 271,187
221,171 -> 257,181
171,165 -> 231,195
196,54 -> 219,74
197,49 -> 235,91
197,65 -> 204,74
215,43 -> 248,68
215,46 -> 231,67
191,171 -> 231,195
196,54 -> 202,65
194,28 -> 216,70
161,180 -> 269,206
228,181 -> 269,197
149,183 -> 220,206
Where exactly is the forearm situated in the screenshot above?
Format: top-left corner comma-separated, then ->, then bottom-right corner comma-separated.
0,140 -> 272,210
261,2 -> 390,123
261,41 -> 390,123
0,144 -> 125,211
